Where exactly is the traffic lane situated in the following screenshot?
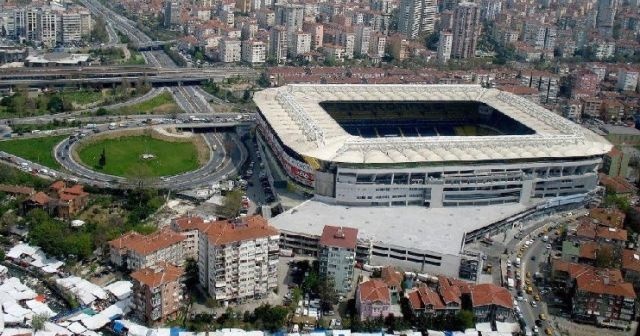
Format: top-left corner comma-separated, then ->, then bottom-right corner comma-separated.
521,235 -> 552,331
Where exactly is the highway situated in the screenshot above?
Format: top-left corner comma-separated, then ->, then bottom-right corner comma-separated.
79,0 -> 152,46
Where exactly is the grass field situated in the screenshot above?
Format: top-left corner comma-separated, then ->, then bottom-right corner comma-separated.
59,90 -> 105,105
0,135 -> 67,169
112,91 -> 181,115
77,135 -> 200,177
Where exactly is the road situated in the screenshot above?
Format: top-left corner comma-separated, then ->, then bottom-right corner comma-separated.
79,0 -> 152,46
54,127 -> 248,191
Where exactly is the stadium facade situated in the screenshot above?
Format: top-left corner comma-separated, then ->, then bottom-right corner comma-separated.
254,84 -> 612,208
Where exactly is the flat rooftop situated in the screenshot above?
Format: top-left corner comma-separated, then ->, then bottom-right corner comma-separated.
254,84 -> 612,164
269,200 -> 528,256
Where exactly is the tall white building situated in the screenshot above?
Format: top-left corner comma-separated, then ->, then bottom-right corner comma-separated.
397,0 -> 437,40
269,25 -> 288,63
220,39 -> 241,62
61,10 -> 92,43
38,8 -> 58,48
369,32 -> 386,58
354,25 -> 372,57
197,216 -> 280,303
164,0 -> 181,27
437,30 -> 453,63
596,0 -> 618,29
616,68 -> 639,91
289,31 -> 311,57
338,31 -> 355,59
242,39 -> 266,65
275,3 -> 304,36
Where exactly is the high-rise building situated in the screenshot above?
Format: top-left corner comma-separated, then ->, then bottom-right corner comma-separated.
242,39 -> 266,65
303,22 -> 323,50
108,228 -> 186,271
164,0 -> 181,27
236,0 -> 251,13
437,30 -> 453,63
369,32 -> 386,58
289,31 -> 311,57
131,262 -> 185,323
596,0 -> 618,29
397,0 -> 437,40
319,225 -> 358,294
269,25 -> 288,63
37,8 -> 57,48
61,10 -> 91,43
338,30 -> 355,59
275,3 -> 304,35
616,68 -> 639,91
197,216 -> 280,303
451,2 -> 480,59
354,25 -> 372,57
219,39 -> 242,62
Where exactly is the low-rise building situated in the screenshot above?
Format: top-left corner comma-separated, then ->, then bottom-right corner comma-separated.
406,285 -> 448,316
552,260 -> 636,326
131,262 -> 184,323
470,284 -> 514,323
108,229 -> 186,270
356,279 -> 391,321
319,225 -> 357,294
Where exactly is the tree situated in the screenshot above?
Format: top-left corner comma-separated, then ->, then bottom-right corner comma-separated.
32,313 -> 49,331
96,107 -> 108,116
316,276 -> 338,311
184,257 -> 198,287
218,189 -> 243,219
242,89 -> 251,102
98,148 -> 106,168
455,310 -> 475,330
47,96 -> 65,113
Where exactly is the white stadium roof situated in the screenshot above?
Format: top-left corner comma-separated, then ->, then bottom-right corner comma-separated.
253,84 -> 612,164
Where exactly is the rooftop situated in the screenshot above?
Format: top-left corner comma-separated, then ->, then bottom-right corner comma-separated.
406,286 -> 445,310
589,208 -> 625,228
131,262 -> 184,288
358,279 -> 390,304
269,200 -> 528,256
622,249 -> 640,273
254,84 -> 611,164
319,225 -> 358,250
108,228 -> 186,256
553,260 -> 635,299
202,215 -> 278,246
471,284 -> 513,309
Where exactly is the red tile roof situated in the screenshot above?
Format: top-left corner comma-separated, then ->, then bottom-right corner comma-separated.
579,242 -> 600,260
596,226 -> 628,242
553,260 -> 635,298
406,286 -> 445,311
172,215 -> 209,231
319,225 -> 358,249
380,266 -> 403,290
108,228 -> 186,256
589,208 -> 625,228
0,184 -> 35,196
470,283 -> 514,309
358,279 -> 390,304
28,192 -> 51,205
622,249 -> 640,273
202,215 -> 278,246
131,262 -> 184,288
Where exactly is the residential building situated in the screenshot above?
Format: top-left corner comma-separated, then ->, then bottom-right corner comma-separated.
616,68 -> 639,91
397,0 -> 437,40
338,31 -> 355,59
437,30 -> 453,63
451,2 -> 480,59
48,181 -> 89,219
242,39 -> 266,65
380,266 -> 403,303
219,39 -> 241,62
622,249 -> 640,292
552,260 -> 635,326
589,207 -> 626,229
289,31 -> 311,57
269,26 -> 288,63
164,0 -> 181,27
354,25 -> 371,57
597,0 -> 619,31
60,9 -> 91,43
355,279 -> 391,321
275,3 -> 304,36
131,262 -> 184,323
369,32 -> 386,58
406,285 -> 448,315
387,34 -> 409,61
319,225 -> 357,294
303,22 -> 323,50
108,228 -> 186,270
322,44 -> 345,62
470,284 -> 514,323
171,215 -> 211,260
198,216 -> 279,303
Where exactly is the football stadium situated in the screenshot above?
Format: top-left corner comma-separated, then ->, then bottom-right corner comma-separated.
254,84 -> 612,208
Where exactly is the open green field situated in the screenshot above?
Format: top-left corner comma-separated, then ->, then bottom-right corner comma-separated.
58,90 -> 105,105
112,91 -> 181,115
77,135 -> 200,177
0,135 -> 66,169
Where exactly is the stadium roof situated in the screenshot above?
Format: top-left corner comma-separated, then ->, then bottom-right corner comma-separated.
253,84 -> 612,164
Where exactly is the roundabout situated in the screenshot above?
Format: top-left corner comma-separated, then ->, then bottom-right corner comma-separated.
54,126 -> 248,191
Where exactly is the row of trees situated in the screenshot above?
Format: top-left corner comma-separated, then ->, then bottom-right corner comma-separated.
0,88 -> 71,116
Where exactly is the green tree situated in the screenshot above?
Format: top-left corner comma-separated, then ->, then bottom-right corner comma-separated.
184,257 -> 198,287
96,107 -> 108,116
243,89 -> 251,102
98,148 -> 106,168
218,189 -> 243,219
455,310 -> 475,330
595,245 -> 615,268
253,304 -> 289,332
47,96 -> 65,113
32,313 -> 49,331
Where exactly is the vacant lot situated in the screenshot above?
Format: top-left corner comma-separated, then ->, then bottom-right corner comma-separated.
113,91 -> 181,115
76,134 -> 200,177
0,135 -> 67,169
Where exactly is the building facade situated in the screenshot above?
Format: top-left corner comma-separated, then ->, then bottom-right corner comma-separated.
451,2 -> 480,59
131,262 -> 184,323
319,226 -> 357,294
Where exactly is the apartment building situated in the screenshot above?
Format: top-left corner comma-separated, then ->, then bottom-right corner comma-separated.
319,226 -> 357,294
108,228 -> 186,270
437,30 -> 453,63
369,32 -> 386,58
198,216 -> 280,303
61,9 -> 91,43
355,279 -> 391,321
616,68 -> 639,92
354,25 -> 371,57
241,39 -> 266,65
219,39 -> 242,62
289,31 -> 311,57
171,215 -> 212,260
553,260 -> 636,327
131,262 -> 184,323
